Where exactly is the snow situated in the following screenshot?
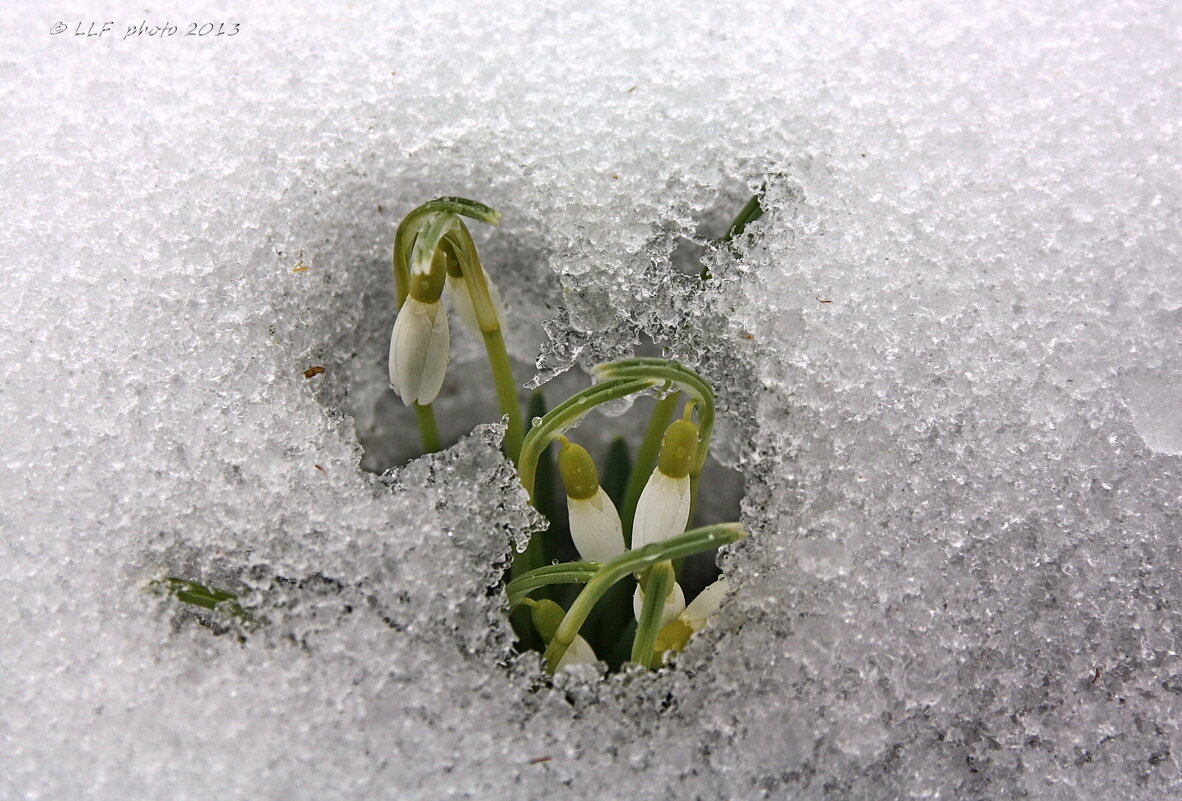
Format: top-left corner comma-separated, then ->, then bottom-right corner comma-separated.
3,0 -> 1181,798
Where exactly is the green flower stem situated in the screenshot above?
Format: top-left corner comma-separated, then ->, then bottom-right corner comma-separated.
543,522 -> 746,673
392,197 -> 501,310
483,326 -> 524,462
621,389 -> 680,540
413,403 -> 442,453
506,562 -> 601,608
392,198 -> 514,458
413,214 -> 525,462
630,560 -> 673,667
517,377 -> 658,503
591,359 -> 715,517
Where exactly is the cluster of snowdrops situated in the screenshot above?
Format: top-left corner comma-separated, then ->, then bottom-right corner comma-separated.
159,196 -> 751,675
388,197 -> 744,673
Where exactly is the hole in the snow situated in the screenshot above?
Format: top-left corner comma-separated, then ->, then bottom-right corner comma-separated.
296,170 -> 774,681
671,177 -> 764,277
318,187 -> 764,676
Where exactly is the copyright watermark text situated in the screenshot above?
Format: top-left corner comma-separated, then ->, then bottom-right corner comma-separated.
50,21 -> 240,40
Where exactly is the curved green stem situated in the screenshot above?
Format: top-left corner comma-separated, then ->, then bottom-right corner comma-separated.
414,215 -> 525,462
517,377 -> 658,502
413,403 -> 441,453
391,198 -> 524,461
591,359 -> 714,476
482,327 -> 523,461
392,197 -> 501,309
631,560 -> 673,667
512,377 -> 654,579
542,522 -> 746,673
592,359 -> 715,518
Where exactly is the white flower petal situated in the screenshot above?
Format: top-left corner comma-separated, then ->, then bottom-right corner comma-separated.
446,273 -> 506,337
567,488 -> 626,563
556,634 -> 598,671
389,308 -> 421,405
632,581 -> 686,629
415,301 -> 450,404
446,274 -> 479,335
388,298 -> 449,406
631,470 -> 691,549
680,578 -> 729,632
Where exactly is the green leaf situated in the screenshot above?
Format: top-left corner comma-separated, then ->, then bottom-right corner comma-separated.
152,577 -> 257,626
721,192 -> 764,243
601,437 -> 632,509
506,562 -> 601,608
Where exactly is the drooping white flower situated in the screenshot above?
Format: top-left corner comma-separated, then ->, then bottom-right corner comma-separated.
447,271 -> 507,337
557,633 -> 599,671
558,439 -> 626,563
530,597 -> 600,672
633,580 -> 686,629
631,470 -> 691,549
567,487 -> 626,563
648,579 -> 731,665
679,578 -> 729,632
388,297 -> 450,406
630,417 -> 698,549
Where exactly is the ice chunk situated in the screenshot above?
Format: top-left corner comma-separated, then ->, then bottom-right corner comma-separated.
1123,370 -> 1182,455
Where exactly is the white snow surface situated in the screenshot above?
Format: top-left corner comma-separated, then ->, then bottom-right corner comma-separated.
3,1 -> 1182,799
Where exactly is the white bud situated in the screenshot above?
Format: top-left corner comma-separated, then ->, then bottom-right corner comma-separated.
557,634 -> 598,671
631,469 -> 691,549
388,298 -> 450,406
679,579 -> 729,632
633,580 -> 686,629
447,272 -> 506,336
566,487 -> 626,564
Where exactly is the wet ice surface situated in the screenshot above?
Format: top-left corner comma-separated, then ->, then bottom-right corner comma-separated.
3,1 -> 1181,798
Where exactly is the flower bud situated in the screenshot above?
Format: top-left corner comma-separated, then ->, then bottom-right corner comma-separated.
388,297 -> 450,406
656,418 -> 698,479
529,599 -> 565,643
679,578 -> 729,632
633,580 -> 686,629
558,441 -> 626,563
408,246 -> 448,303
530,598 -> 597,671
631,418 -> 698,549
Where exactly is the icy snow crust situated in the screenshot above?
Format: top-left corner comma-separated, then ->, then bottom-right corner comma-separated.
3,1 -> 1181,798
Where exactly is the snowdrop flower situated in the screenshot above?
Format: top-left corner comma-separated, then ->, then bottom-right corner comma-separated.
557,439 -> 626,563
530,598 -> 598,671
446,269 -> 506,337
389,254 -> 449,406
557,634 -> 599,670
651,578 -> 730,662
632,579 -> 686,629
631,418 -> 698,549
678,578 -> 729,632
